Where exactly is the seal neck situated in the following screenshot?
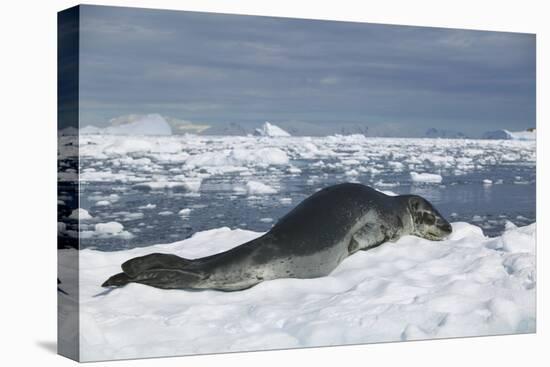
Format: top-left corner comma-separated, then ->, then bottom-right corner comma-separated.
393,195 -> 416,236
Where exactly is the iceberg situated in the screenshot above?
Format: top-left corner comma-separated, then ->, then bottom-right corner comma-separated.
253,121 -> 291,137
482,129 -> 536,141
81,114 -> 172,136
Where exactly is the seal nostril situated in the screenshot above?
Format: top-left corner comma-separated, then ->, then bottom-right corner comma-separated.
442,223 -> 452,233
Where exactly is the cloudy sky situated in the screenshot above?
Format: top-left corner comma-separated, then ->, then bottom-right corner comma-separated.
79,5 -> 535,137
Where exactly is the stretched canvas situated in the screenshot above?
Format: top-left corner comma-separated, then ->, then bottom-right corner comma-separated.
58,5 -> 536,362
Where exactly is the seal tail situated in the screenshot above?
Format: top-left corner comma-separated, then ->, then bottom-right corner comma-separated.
101,253 -> 201,288
102,269 -> 205,289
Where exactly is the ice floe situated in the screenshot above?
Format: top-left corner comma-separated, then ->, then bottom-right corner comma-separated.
68,208 -> 93,220
60,135 -> 535,191
64,221 -> 535,361
410,172 -> 443,183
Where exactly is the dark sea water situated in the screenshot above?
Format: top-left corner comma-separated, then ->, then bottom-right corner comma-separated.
76,159 -> 535,251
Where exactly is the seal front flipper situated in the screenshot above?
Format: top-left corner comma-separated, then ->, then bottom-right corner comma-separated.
122,253 -> 194,277
348,223 -> 388,255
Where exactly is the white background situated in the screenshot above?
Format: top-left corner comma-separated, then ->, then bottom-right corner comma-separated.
0,0 -> 547,366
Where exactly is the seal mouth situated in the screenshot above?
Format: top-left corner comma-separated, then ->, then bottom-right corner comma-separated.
425,232 -> 445,241
425,224 -> 452,241
439,223 -> 453,234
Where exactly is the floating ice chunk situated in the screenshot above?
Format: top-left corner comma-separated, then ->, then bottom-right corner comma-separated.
178,208 -> 192,216
341,159 -> 360,165
94,222 -> 124,235
287,166 -> 302,174
259,217 -> 274,223
138,203 -> 156,210
95,200 -> 110,207
158,211 -> 173,216
280,197 -> 292,204
244,181 -> 277,195
482,179 -> 493,185
185,148 -> 289,168
103,139 -> 155,155
133,178 -> 202,192
410,172 -> 443,183
387,161 -> 404,170
365,167 -> 380,175
69,208 -> 93,220
80,170 -> 129,183
173,177 -> 202,192
472,215 -> 483,222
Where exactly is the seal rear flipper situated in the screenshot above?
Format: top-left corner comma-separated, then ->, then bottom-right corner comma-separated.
132,268 -> 207,290
102,272 -> 132,287
121,253 -> 194,278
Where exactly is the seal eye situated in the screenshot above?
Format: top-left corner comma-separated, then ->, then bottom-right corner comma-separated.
423,213 -> 435,225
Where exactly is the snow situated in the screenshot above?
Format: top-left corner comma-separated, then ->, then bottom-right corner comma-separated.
81,114 -> 172,136
64,222 -> 535,361
253,121 -> 291,137
68,208 -> 93,220
410,172 -> 443,183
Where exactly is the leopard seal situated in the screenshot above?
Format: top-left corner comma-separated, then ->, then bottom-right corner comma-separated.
102,183 -> 452,291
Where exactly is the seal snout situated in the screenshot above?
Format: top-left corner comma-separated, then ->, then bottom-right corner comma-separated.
439,222 -> 452,234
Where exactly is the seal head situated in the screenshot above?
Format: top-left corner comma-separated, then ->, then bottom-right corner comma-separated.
406,195 -> 452,240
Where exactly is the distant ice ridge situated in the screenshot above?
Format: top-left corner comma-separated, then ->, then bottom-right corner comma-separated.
482,129 -> 536,140
254,121 -> 291,137
81,114 -> 172,136
66,221 -> 535,361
